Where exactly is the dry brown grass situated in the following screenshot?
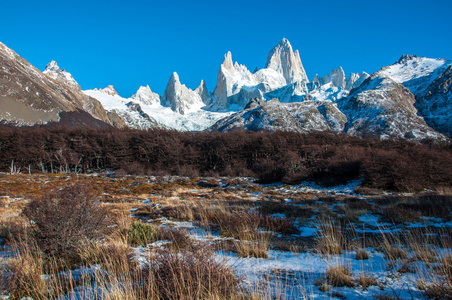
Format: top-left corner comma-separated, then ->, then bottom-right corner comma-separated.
421,253 -> 452,299
3,242 -> 48,299
380,232 -> 408,261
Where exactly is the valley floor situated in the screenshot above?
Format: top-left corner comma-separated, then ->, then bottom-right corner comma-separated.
0,173 -> 451,299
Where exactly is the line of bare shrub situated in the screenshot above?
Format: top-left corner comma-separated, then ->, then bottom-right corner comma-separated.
0,127 -> 451,192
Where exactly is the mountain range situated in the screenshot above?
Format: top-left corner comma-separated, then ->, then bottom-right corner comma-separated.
0,39 -> 451,141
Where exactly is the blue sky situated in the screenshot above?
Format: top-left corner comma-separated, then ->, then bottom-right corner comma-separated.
1,0 -> 451,97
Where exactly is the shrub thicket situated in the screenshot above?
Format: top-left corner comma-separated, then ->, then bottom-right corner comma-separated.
22,182 -> 112,262
0,127 -> 451,192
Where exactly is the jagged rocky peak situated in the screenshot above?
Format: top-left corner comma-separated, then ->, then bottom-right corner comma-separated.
195,79 -> 210,104
96,85 -> 119,96
346,72 -> 370,91
132,85 -> 160,106
265,38 -> 308,84
212,50 -> 255,110
43,60 -> 81,89
44,60 -> 60,72
222,51 -> 234,69
321,67 -> 347,89
398,54 -> 419,64
162,72 -> 204,115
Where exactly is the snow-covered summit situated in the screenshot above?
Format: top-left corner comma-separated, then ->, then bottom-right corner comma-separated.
212,51 -> 260,110
43,60 -> 81,89
132,85 -> 160,106
379,55 -> 452,97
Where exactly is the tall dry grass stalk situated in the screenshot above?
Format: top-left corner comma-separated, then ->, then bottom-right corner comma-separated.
316,220 -> 344,256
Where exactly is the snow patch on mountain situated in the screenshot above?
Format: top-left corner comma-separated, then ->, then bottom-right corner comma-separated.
84,88 -> 233,131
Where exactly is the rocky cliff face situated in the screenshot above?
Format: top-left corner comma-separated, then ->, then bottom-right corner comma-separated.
320,67 -> 347,89
194,80 -> 210,104
416,65 -> 452,137
212,51 -> 258,110
346,72 -> 370,90
211,97 -> 347,133
265,38 -> 308,84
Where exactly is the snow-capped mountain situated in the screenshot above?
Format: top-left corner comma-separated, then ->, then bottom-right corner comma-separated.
211,51 -> 283,110
418,65 -> 452,137
0,39 -> 451,141
131,85 -> 160,106
379,55 -> 451,97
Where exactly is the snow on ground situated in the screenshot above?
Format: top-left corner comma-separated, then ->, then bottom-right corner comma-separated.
272,179 -> 363,196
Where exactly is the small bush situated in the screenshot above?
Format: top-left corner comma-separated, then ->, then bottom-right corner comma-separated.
318,283 -> 330,292
79,240 -> 134,275
136,245 -> 239,299
234,231 -> 271,259
422,282 -> 452,300
127,221 -> 158,246
22,182 -> 112,261
346,198 -> 372,211
156,226 -> 191,249
326,265 -> 354,287
356,249 -> 370,260
359,273 -> 378,290
0,219 -> 31,244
